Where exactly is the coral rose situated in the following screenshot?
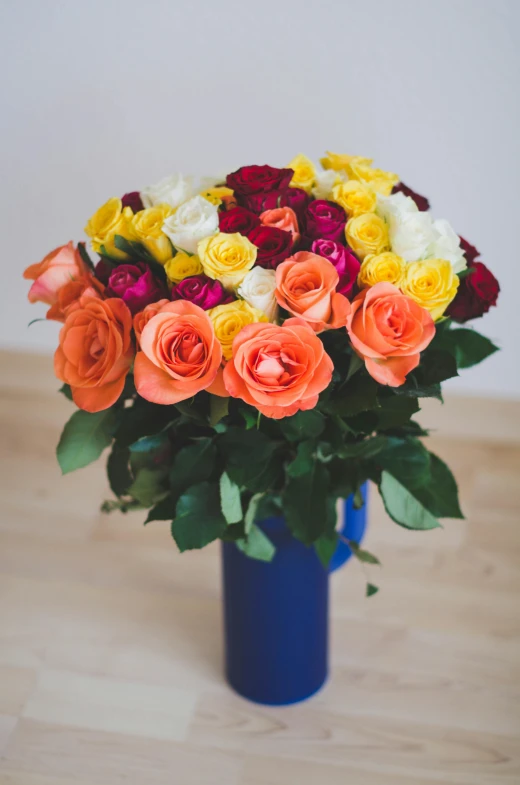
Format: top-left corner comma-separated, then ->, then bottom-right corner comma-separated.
223,318 -> 333,419
24,242 -> 85,306
133,299 -> 170,345
275,251 -> 351,332
134,300 -> 222,405
46,273 -> 105,322
346,282 -> 435,387
54,297 -> 134,412
260,207 -> 300,243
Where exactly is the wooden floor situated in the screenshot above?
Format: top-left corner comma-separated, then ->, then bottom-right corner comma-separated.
1,351 -> 519,785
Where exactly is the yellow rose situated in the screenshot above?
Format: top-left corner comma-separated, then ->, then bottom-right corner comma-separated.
84,197 -> 133,260
346,159 -> 399,196
208,300 -> 268,361
401,258 -> 459,321
320,151 -> 373,173
346,214 -> 389,260
164,251 -> 203,284
358,252 -> 406,288
199,187 -> 235,207
198,232 -> 257,290
287,154 -> 316,193
332,180 -> 377,218
130,204 -> 174,264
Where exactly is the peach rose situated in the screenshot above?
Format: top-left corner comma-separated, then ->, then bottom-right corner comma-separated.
134,300 -> 222,405
223,318 -> 333,419
346,282 -> 435,387
24,242 -> 85,306
260,207 -> 300,243
274,251 -> 351,332
133,299 -> 170,345
54,296 -> 134,412
46,274 -> 105,322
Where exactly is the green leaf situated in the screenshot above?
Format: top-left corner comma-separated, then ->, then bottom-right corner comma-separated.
366,583 -> 379,598
346,353 -> 364,381
58,383 -> 73,401
173,399 -> 208,424
115,400 -> 176,447
107,445 -> 132,497
287,440 -> 316,477
419,349 -> 458,385
218,427 -> 279,491
414,453 -> 464,519
236,524 -> 276,562
209,395 -> 229,427
57,408 -> 118,474
239,406 -> 257,430
282,461 -> 330,545
324,374 -> 380,417
448,328 -> 499,369
127,468 -> 167,507
172,482 -> 227,551
77,242 -> 95,272
392,377 -> 443,401
170,438 -> 216,496
338,436 -> 390,460
377,437 -> 431,489
220,472 -> 243,524
279,410 -> 325,442
380,471 -> 441,530
145,493 -> 176,524
349,541 -> 381,565
314,532 -> 338,569
244,492 -> 264,534
376,396 -> 420,430
129,432 -> 168,453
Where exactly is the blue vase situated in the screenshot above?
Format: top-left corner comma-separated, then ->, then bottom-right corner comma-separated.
221,484 -> 368,705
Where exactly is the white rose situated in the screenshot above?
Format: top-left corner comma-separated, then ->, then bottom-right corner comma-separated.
162,195 -> 219,254
238,267 -> 279,322
141,174 -> 194,209
389,211 -> 437,262
312,169 -> 342,200
429,219 -> 467,273
377,192 -> 417,226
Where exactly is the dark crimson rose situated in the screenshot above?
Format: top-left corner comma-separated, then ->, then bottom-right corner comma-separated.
106,262 -> 167,315
94,258 -> 113,286
219,206 -> 260,235
303,200 -> 347,244
121,191 -> 144,212
247,225 -> 293,269
239,187 -> 310,217
226,164 -> 293,195
311,238 -> 360,298
459,236 -> 480,266
392,182 -> 430,211
447,262 -> 500,322
171,274 -> 233,310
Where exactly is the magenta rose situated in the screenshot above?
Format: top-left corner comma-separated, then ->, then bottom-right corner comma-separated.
226,164 -> 293,195
171,274 -> 233,310
219,206 -> 260,235
247,225 -> 293,269
459,236 -> 480,266
106,262 -> 167,315
122,191 -> 144,212
392,182 -> 430,212
239,187 -> 310,217
311,239 -> 360,298
447,261 -> 500,322
303,199 -> 346,244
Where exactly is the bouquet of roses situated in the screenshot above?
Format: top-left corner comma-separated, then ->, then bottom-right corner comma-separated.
24,153 -> 500,584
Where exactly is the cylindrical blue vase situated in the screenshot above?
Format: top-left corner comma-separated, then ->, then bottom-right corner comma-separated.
221,484 -> 368,705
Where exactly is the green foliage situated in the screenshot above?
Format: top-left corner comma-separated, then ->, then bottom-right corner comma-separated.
282,460 -> 329,545
169,438 -> 216,497
348,541 -> 381,565
286,440 -> 316,477
127,468 -> 168,507
314,532 -> 338,569
59,383 -> 73,401
57,409 -> 119,474
218,427 -> 281,492
107,445 -> 132,497
434,327 -> 499,369
380,471 -> 441,530
172,482 -> 227,551
376,395 -> 420,430
366,583 -> 379,598
236,524 -> 276,562
414,453 -> 464,519
77,242 -> 95,272
322,373 -> 379,417
377,437 -> 431,489
219,472 -> 243,524
209,395 -> 229,427
279,410 -> 325,441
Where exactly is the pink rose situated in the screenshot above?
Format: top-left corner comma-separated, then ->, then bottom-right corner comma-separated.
260,207 -> 300,243
171,274 -> 233,310
106,262 -> 167,315
24,242 -> 85,306
311,238 -> 360,298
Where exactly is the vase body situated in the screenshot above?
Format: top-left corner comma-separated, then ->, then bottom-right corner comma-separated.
221,485 -> 368,705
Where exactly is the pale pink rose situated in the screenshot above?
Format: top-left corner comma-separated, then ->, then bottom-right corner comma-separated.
259,207 -> 300,243
24,242 -> 85,306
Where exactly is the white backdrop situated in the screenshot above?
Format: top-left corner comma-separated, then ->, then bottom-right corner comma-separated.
1,0 -> 518,398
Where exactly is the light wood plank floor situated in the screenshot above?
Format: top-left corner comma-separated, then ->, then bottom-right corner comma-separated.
1,351 -> 519,785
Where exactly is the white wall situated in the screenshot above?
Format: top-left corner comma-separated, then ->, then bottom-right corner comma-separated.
1,0 -> 518,398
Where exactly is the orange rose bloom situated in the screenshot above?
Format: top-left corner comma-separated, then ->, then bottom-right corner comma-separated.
346,282 -> 435,387
223,318 -> 333,419
54,296 -> 134,412
260,207 -> 300,243
133,299 -> 170,345
46,274 -> 105,322
275,251 -> 351,332
24,242 -> 85,306
134,300 -> 222,405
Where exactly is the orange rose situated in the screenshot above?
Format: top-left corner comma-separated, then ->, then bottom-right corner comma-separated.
346,282 -> 435,387
54,297 -> 134,412
134,300 -> 222,405
24,242 -> 85,306
274,251 -> 351,332
223,318 -> 333,419
260,207 -> 300,243
133,299 -> 170,345
46,274 -> 105,322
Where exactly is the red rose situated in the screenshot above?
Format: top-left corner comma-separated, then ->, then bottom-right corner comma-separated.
219,206 -> 260,234
122,191 -> 144,212
459,236 -> 480,265
303,199 -> 346,244
239,187 -> 310,217
447,261 -> 500,322
247,225 -> 294,269
226,165 -> 293,195
392,182 -> 430,211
